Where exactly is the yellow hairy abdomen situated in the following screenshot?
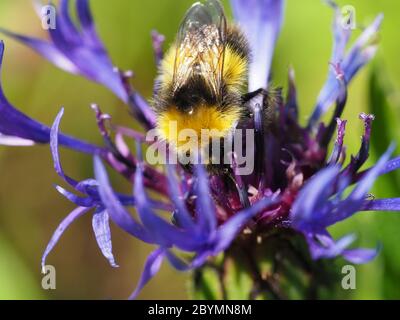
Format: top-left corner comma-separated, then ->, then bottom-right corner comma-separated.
157,105 -> 240,149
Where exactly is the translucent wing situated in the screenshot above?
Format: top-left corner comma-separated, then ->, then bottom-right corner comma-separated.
172,0 -> 227,98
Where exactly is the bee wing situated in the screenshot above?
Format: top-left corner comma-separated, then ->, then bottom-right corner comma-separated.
172,0 -> 227,98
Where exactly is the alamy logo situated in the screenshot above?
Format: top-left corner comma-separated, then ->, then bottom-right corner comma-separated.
41,5 -> 57,30
145,123 -> 255,175
340,5 -> 356,30
341,265 -> 356,290
41,265 -> 56,290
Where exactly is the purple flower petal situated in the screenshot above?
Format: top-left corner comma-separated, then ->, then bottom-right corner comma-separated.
127,92 -> 157,130
55,185 -> 94,207
305,230 -> 378,264
128,247 -> 165,300
166,165 -> 198,232
342,247 -> 379,264
294,144 -> 394,232
320,145 -> 393,231
309,12 -> 383,127
1,1 -> 128,103
0,41 -> 105,156
231,0 -> 285,91
42,206 -> 91,270
59,0 -> 81,42
194,164 -> 217,235
165,250 -> 191,271
362,198 -> 400,211
305,231 -> 354,259
348,144 -> 394,201
319,66 -> 348,148
344,14 -> 383,80
151,30 -> 165,66
92,208 -> 119,268
191,249 -> 217,269
361,154 -> 400,178
134,162 -> 204,251
0,29 -> 79,73
329,1 -> 351,63
327,118 -> 347,164
51,128 -> 168,211
326,144 -> 396,225
93,156 -> 154,243
76,0 -> 102,46
290,165 -> 340,231
50,108 -> 79,187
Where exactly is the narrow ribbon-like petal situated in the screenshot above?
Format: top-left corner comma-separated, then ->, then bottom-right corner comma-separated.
0,42 -> 105,156
59,0 -> 81,42
231,0 -> 285,91
92,208 -> 119,267
290,165 -> 340,231
306,231 -> 355,260
349,144 -> 394,201
327,144 -> 396,225
134,162 -> 203,251
194,163 -> 217,235
360,154 -> 400,179
42,206 -> 91,270
76,0 -> 102,46
319,66 -> 348,148
50,108 -> 79,187
128,247 -> 165,300
151,30 -> 165,66
166,165 -> 198,232
362,198 -> 400,211
165,250 -> 191,271
0,29 -> 79,73
327,119 -> 347,164
304,229 -> 378,264
1,1 -> 128,102
94,156 -> 154,243
309,12 -> 383,127
55,185 -> 94,207
342,247 -> 379,264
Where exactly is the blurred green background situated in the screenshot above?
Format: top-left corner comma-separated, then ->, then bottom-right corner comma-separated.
0,0 -> 399,299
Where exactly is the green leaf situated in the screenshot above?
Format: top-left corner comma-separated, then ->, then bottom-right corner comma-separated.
368,62 -> 400,299
369,62 -> 400,159
188,266 -> 222,300
224,254 -> 253,300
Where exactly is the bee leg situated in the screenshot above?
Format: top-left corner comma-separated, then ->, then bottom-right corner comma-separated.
241,88 -> 268,104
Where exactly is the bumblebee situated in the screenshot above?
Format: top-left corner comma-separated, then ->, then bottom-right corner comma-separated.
153,0 -> 261,173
